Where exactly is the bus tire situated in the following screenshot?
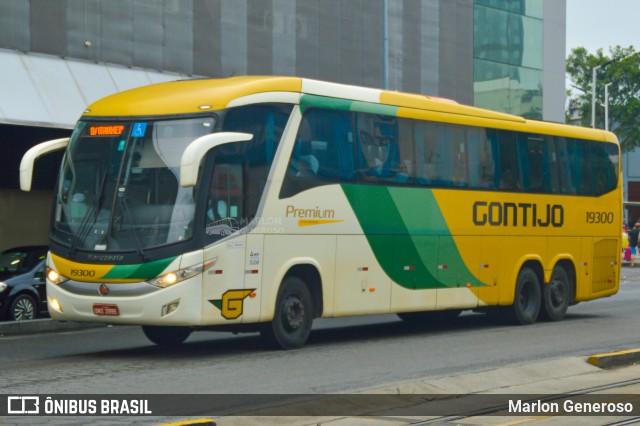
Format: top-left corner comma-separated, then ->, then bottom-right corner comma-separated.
142,326 -> 192,346
507,267 -> 541,325
397,309 -> 461,325
261,276 -> 314,350
540,266 -> 571,321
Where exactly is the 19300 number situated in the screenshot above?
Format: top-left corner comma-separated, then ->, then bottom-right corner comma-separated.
586,211 -> 614,224
70,269 -> 96,277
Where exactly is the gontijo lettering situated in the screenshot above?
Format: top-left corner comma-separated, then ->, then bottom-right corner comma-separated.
473,201 -> 564,227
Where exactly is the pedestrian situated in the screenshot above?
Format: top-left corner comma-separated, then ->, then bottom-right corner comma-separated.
628,223 -> 640,267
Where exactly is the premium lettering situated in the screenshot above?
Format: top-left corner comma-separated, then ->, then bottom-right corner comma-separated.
286,205 -> 335,219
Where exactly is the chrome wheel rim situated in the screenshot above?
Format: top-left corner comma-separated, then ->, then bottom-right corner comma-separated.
13,298 -> 35,321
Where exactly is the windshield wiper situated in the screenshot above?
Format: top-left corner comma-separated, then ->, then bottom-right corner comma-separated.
116,192 -> 148,261
68,168 -> 109,258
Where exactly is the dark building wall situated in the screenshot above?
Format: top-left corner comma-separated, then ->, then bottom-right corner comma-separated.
0,0 -> 477,100
0,124 -> 70,251
0,124 -> 69,190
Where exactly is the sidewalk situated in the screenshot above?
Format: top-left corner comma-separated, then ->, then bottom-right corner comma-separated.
205,354 -> 640,426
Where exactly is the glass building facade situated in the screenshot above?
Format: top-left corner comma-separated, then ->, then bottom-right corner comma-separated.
474,0 -> 544,119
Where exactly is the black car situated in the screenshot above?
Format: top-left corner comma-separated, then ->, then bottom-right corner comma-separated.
0,246 -> 49,321
0,246 -> 48,281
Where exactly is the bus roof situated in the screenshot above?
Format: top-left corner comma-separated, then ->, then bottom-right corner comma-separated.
83,75 -> 615,142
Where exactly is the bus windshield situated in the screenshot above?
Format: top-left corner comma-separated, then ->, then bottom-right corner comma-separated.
52,103 -> 293,254
52,117 -> 215,252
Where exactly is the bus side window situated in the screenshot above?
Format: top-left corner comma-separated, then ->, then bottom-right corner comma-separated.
554,137 -> 575,194
567,138 -> 593,195
519,134 -> 549,193
356,113 -> 399,183
594,142 -> 619,194
396,118 -> 415,184
222,103 -> 291,217
414,122 -> 439,186
281,108 -> 354,198
495,130 -> 521,191
448,126 -> 468,187
467,128 -> 495,189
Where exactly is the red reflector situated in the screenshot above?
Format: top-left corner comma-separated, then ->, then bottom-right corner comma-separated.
215,270 -> 223,275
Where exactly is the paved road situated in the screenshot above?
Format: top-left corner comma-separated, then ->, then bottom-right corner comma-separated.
2,270 -> 639,397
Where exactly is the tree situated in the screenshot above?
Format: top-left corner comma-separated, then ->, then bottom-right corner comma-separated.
566,46 -> 640,152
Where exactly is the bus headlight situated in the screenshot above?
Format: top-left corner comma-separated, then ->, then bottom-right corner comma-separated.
0,282 -> 7,293
147,259 -> 216,289
46,267 -> 69,285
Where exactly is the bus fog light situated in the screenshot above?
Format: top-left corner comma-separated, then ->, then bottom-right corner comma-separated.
161,300 -> 180,317
49,297 -> 63,313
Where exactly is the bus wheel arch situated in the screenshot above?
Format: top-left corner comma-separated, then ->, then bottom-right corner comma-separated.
261,273 -> 316,349
283,264 -> 323,319
540,261 -> 575,321
507,261 -> 543,325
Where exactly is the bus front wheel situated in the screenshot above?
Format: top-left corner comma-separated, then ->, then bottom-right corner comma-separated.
507,267 -> 541,325
540,266 -> 571,321
142,326 -> 192,346
261,276 -> 314,350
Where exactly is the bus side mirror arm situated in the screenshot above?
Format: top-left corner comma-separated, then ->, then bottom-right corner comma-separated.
20,138 -> 70,192
179,132 -> 253,187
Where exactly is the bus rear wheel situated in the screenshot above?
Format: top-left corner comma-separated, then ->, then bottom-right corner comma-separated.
507,267 -> 541,325
540,266 -> 571,321
261,276 -> 314,350
142,326 -> 192,346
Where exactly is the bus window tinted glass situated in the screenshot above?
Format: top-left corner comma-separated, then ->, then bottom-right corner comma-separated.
281,108 -> 355,197
221,104 -> 291,218
467,128 -> 495,189
519,134 -> 549,192
356,114 -> 400,183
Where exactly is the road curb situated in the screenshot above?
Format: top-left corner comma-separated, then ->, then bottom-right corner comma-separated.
0,318 -> 105,336
587,348 -> 640,369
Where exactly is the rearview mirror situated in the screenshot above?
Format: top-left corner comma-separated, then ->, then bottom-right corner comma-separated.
179,132 -> 253,187
20,138 -> 70,191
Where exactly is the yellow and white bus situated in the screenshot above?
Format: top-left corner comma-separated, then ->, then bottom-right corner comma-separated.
20,76 -> 621,348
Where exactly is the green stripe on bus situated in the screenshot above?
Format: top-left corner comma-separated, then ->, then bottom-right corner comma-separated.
341,184 -> 484,289
300,95 -> 352,111
350,101 -> 397,116
300,95 -> 398,117
103,256 -> 177,280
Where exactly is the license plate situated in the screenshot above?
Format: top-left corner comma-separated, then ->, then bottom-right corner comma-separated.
93,304 -> 120,316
